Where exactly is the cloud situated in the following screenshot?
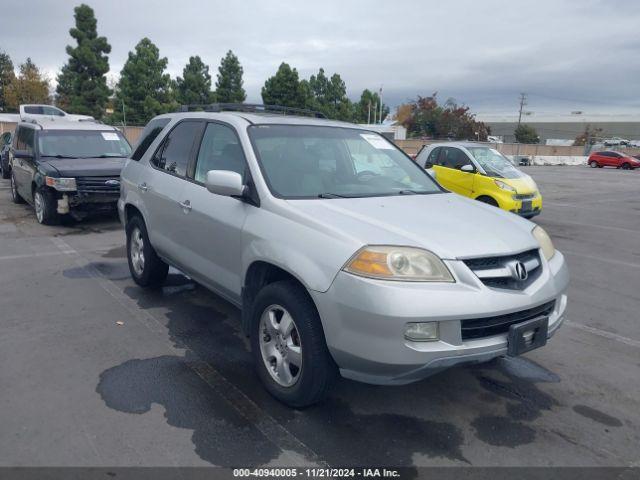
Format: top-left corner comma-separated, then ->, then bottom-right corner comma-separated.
1,0 -> 639,112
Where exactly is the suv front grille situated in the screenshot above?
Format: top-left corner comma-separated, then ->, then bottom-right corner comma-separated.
463,249 -> 542,290
76,176 -> 120,195
461,300 -> 555,340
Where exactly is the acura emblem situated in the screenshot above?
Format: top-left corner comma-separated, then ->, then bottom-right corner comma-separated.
105,180 -> 120,186
513,261 -> 528,281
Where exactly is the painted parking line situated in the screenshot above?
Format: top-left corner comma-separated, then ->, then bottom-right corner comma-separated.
566,320 -> 640,349
49,235 -> 326,468
562,250 -> 640,269
0,250 -> 74,262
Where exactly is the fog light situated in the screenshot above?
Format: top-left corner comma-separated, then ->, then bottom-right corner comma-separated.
405,322 -> 439,341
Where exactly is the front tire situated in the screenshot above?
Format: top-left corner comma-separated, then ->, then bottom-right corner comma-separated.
34,187 -> 58,225
126,215 -> 169,287
477,196 -> 499,207
251,280 -> 337,407
589,161 -> 598,168
621,163 -> 631,170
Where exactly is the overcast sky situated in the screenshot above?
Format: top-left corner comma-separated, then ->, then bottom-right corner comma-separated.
1,0 -> 639,115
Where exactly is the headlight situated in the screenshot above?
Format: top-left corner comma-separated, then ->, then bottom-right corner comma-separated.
494,179 -> 516,192
343,246 -> 454,282
45,176 -> 76,191
532,226 -> 555,260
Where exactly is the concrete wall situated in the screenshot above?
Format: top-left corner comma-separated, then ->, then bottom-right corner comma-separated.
486,121 -> 640,143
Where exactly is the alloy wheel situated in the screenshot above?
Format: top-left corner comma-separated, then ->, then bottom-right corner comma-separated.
130,227 -> 146,276
259,304 -> 303,387
34,192 -> 44,223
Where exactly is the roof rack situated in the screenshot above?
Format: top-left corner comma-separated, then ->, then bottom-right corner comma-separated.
177,103 -> 326,119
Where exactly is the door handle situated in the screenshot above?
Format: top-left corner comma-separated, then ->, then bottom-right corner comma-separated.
179,200 -> 192,212
137,182 -> 149,192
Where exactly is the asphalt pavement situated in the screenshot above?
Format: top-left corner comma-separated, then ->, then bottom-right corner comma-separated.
0,166 -> 638,468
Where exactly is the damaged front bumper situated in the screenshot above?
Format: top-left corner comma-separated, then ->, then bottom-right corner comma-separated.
56,192 -> 119,219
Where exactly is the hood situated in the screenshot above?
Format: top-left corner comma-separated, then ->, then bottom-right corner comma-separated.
499,175 -> 538,194
43,157 -> 126,177
286,193 -> 539,259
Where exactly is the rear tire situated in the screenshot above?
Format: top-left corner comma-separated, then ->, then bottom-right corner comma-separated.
1,162 -> 9,179
34,187 -> 59,225
10,173 -> 24,204
126,215 -> 169,287
589,161 -> 598,168
251,280 -> 337,407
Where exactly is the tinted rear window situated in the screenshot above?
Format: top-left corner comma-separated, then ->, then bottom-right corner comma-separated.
131,118 -> 171,161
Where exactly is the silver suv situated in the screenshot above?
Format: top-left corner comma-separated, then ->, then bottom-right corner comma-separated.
118,106 -> 569,407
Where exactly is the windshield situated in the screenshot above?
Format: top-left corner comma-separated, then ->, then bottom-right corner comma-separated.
248,125 -> 442,199
38,130 -> 131,158
466,147 -> 525,179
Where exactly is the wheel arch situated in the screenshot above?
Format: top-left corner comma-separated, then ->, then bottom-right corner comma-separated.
241,261 -> 321,337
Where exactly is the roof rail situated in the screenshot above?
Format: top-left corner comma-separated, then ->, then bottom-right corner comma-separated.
177,103 -> 327,119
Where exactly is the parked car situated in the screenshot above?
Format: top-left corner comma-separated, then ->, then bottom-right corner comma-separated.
587,151 -> 640,170
603,137 -> 629,146
415,142 -> 542,218
9,117 -> 131,224
628,140 -> 640,148
1,131 -> 12,179
19,104 -> 94,121
119,106 -> 568,407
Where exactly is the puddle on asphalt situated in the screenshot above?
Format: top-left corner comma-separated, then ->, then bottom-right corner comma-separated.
95,270 -> 570,465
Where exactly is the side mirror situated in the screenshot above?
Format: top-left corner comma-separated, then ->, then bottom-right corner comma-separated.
14,149 -> 33,160
205,170 -> 246,197
460,164 -> 475,173
424,162 -> 433,169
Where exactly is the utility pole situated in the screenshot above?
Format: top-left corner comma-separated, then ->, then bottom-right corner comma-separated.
367,101 -> 371,124
517,92 -> 527,128
378,86 -> 383,124
515,93 -> 527,163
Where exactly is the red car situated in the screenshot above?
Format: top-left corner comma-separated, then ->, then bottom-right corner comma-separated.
588,151 -> 640,170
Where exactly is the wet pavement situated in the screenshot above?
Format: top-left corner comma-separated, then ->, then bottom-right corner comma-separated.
0,166 -> 638,467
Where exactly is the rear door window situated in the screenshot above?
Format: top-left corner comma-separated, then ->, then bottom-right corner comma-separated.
131,118 -> 171,161
152,120 -> 204,177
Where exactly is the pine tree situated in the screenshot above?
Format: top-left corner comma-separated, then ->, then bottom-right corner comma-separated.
176,56 -> 214,105
4,58 -> 50,111
261,62 -> 311,108
55,4 -> 111,118
354,89 -> 389,124
113,38 -> 176,125
215,50 -> 246,103
0,51 -> 16,112
309,68 -> 353,120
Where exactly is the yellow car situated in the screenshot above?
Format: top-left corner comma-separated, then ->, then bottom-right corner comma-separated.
415,142 -> 542,218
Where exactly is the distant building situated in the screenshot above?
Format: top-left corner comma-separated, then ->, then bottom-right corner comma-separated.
476,112 -> 640,144
358,123 -> 407,140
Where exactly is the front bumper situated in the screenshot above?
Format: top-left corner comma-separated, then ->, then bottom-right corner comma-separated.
495,191 -> 543,218
55,191 -> 119,216
310,250 -> 568,385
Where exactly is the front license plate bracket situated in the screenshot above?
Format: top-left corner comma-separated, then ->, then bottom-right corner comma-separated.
507,316 -> 549,356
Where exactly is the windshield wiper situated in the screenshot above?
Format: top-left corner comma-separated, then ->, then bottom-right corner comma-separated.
41,154 -> 78,159
318,193 -> 348,198
398,189 -> 432,195
96,154 -> 125,158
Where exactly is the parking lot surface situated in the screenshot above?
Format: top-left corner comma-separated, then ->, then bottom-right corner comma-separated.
0,166 -> 638,468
